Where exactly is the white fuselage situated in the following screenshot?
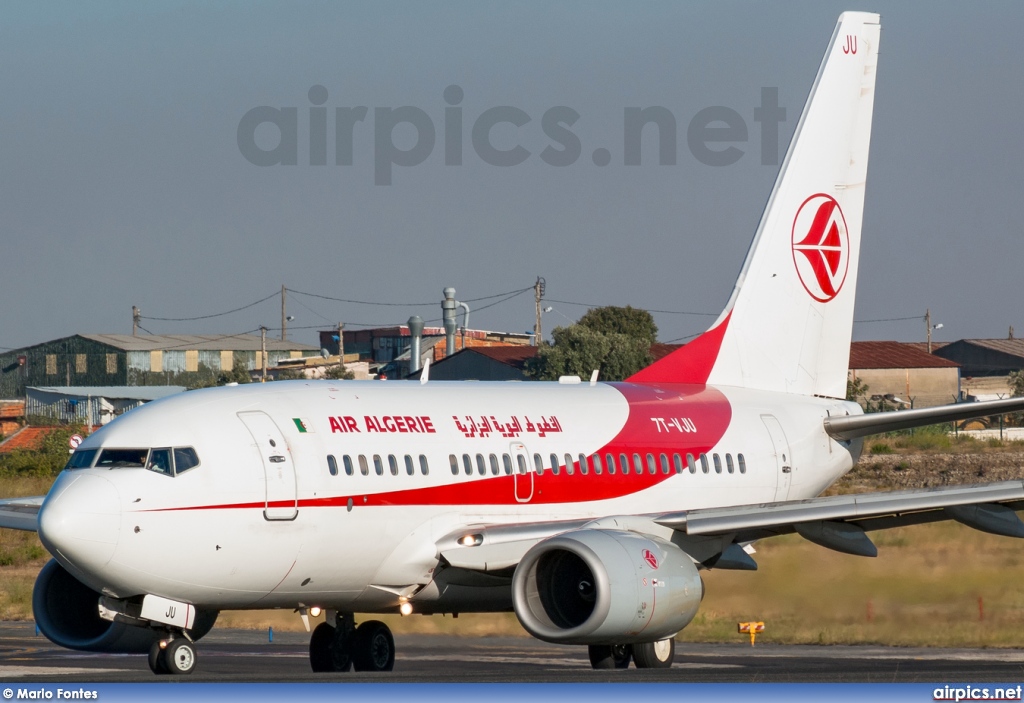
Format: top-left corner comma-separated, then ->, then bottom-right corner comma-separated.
38,379 -> 862,613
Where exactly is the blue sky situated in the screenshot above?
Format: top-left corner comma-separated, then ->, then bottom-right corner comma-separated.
1,2 -> 1021,350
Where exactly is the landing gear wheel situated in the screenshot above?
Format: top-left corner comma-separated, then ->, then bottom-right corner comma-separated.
632,638 -> 675,669
148,640 -> 169,675
352,620 -> 395,672
162,638 -> 197,675
309,622 -> 336,672
588,643 -> 632,669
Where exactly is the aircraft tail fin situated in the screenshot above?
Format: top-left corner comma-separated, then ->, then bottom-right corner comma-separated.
630,12 -> 880,397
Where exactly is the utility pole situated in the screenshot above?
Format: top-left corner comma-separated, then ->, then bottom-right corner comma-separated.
132,306 -> 140,336
926,309 -> 932,354
337,322 -> 345,371
260,326 -> 268,383
533,277 -> 545,346
281,285 -> 287,342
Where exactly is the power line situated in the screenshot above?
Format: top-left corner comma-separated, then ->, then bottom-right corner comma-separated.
545,298 -> 717,316
140,291 -> 279,322
854,315 -> 924,323
286,286 -> 532,307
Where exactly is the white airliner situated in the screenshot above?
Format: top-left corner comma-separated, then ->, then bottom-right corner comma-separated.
4,11 -> 1024,676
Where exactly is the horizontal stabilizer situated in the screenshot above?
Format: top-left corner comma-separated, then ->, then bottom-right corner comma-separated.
824,396 -> 1024,440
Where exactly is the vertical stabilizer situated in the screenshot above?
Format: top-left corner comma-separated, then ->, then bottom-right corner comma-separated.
630,12 -> 880,397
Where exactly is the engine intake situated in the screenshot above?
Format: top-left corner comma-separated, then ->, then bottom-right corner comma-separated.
32,559 -> 217,653
512,529 -> 702,645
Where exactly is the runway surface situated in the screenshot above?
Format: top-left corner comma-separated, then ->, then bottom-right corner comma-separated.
2,621 -> 1024,683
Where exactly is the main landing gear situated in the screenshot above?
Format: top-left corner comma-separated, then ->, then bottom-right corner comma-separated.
309,612 -> 395,673
148,634 -> 197,675
588,638 -> 675,670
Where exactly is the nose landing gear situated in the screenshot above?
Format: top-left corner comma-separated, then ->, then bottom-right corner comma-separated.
309,612 -> 395,673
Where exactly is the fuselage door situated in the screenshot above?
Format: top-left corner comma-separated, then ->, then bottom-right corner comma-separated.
511,441 -> 533,503
238,411 -> 298,521
761,414 -> 793,502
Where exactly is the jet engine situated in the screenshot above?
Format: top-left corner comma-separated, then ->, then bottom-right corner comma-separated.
32,559 -> 217,653
512,529 -> 702,645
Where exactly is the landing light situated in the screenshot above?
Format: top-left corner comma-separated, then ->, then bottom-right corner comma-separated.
309,606 -> 322,617
399,602 -> 414,616
459,534 -> 483,547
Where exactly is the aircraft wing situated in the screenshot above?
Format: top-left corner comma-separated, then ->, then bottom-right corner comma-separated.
825,396 -> 1024,440
656,480 -> 1024,556
0,495 -> 45,532
438,481 -> 1024,570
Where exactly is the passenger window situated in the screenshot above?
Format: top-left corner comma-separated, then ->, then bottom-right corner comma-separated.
738,453 -> 746,474
327,455 -> 338,477
700,454 -> 709,474
476,454 -> 487,476
173,447 -> 200,474
673,453 -> 683,474
343,455 -> 354,476
534,453 -> 545,475
713,454 -> 722,474
579,453 -> 589,475
64,448 -> 97,471
388,455 -> 399,476
373,455 -> 384,476
419,454 -> 429,475
564,453 -> 574,476
359,455 -> 369,475
686,453 -> 696,474
726,454 -> 735,474
633,453 -> 643,475
646,453 -> 657,475
660,453 -> 670,475
517,455 -> 528,475
619,454 -> 629,476
405,455 -> 415,476
606,453 -> 616,475
592,454 -> 603,475
549,454 -> 559,474
449,454 -> 459,475
148,448 -> 172,476
97,448 -> 149,469
462,453 -> 473,476
489,454 -> 500,475
502,454 -> 513,475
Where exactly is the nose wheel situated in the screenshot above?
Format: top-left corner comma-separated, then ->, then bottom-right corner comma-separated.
310,613 -> 395,673
148,636 -> 197,675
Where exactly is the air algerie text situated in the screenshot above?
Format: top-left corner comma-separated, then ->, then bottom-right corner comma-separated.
328,415 -> 436,434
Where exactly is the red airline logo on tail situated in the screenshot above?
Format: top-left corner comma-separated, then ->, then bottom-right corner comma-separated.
791,194 -> 849,302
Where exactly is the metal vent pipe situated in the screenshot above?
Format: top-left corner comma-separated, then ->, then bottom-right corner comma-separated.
408,315 -> 424,374
442,287 -> 457,357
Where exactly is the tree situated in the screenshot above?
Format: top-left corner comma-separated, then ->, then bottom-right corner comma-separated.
577,305 -> 658,345
1010,370 -> 1024,397
527,324 -> 653,382
846,375 -> 870,409
323,364 -> 355,380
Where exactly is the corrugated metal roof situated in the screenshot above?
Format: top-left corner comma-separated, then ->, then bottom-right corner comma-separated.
79,333 -> 318,352
28,386 -> 187,401
849,341 -> 960,369
468,346 -> 538,368
956,339 -> 1024,359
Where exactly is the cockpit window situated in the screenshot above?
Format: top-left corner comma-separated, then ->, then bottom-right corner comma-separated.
63,448 -> 98,471
147,448 -> 173,476
96,448 -> 149,468
173,447 -> 200,474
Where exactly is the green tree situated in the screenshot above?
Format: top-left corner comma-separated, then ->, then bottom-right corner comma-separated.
527,324 -> 653,382
0,424 -> 87,476
323,364 -> 355,380
1010,370 -> 1024,397
846,375 -> 870,409
577,305 -> 658,345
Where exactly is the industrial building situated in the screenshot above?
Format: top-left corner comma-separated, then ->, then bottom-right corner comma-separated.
932,338 -> 1024,400
0,334 -> 319,398
848,341 -> 961,408
25,385 -> 186,425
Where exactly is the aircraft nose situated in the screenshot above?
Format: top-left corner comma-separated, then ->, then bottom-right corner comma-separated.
38,474 -> 121,572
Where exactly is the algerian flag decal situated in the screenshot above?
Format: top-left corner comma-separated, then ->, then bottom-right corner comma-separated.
293,418 -> 314,433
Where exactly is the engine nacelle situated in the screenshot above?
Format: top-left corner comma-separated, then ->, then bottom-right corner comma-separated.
32,559 -> 217,653
512,529 -> 702,645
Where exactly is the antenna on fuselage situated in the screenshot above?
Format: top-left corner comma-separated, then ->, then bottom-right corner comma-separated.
589,369 -> 599,386
420,357 -> 430,385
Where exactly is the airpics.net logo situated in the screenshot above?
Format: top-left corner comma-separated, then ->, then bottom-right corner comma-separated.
236,85 -> 788,185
